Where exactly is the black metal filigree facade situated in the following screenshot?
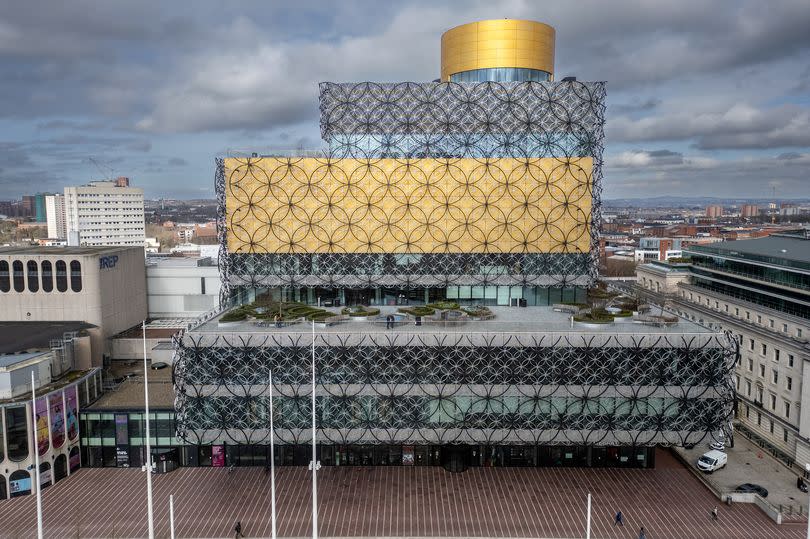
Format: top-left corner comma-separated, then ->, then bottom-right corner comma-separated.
173,331 -> 735,447
216,81 -> 605,298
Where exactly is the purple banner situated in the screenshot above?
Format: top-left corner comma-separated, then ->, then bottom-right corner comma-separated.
50,391 -> 65,449
65,386 -> 79,441
212,445 -> 225,467
35,396 -> 49,456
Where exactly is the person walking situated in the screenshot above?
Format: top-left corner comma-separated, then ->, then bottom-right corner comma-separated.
711,506 -> 718,521
615,510 -> 624,526
638,526 -> 647,539
234,520 -> 243,538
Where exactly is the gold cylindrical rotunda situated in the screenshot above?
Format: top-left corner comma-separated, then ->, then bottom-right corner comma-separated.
440,19 -> 555,82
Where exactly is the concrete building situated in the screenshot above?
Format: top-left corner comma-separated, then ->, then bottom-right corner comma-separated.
706,205 -> 723,218
64,178 -> 145,248
741,204 -> 760,218
146,256 -> 221,318
635,230 -> 810,472
0,246 -> 147,366
45,194 -> 67,240
0,322 -> 103,500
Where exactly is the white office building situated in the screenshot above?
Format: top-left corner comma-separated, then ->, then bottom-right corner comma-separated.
64,178 -> 145,248
45,194 -> 67,240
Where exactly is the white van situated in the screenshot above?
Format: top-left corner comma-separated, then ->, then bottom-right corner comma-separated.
697,450 -> 727,473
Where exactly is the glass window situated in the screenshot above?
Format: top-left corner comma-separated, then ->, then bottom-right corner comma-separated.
770,394 -> 776,409
789,354 -> 795,367
5,406 -> 29,461
41,260 -> 53,292
27,260 -> 38,292
775,349 -> 780,362
772,370 -> 778,384
55,260 -> 68,292
785,402 -> 791,419
787,377 -> 792,391
0,260 -> 9,292
12,260 -> 24,292
70,260 -> 82,292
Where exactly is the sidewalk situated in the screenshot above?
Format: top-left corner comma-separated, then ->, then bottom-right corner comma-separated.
676,433 -> 808,519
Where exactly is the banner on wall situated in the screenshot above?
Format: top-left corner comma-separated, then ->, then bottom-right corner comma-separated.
39,467 -> 52,487
69,447 -> 81,472
65,386 -> 79,441
35,396 -> 49,456
50,391 -> 66,449
10,477 -> 32,495
212,445 -> 225,467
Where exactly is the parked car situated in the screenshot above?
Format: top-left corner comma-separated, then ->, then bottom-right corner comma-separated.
709,440 -> 725,451
736,483 -> 768,497
697,450 -> 727,473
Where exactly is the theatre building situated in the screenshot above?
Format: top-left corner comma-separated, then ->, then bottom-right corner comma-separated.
165,19 -> 736,471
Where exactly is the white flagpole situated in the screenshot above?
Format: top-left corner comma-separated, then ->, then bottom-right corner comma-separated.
586,493 -> 591,539
270,369 -> 277,539
31,371 -> 43,539
143,320 -> 155,539
169,494 -> 175,539
311,320 -> 318,539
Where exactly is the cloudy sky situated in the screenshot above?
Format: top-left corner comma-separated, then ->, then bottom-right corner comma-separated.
1,0 -> 809,200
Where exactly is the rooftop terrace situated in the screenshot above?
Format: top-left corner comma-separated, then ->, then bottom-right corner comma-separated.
192,305 -> 714,339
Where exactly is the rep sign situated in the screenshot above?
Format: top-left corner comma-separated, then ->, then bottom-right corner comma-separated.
99,255 -> 119,270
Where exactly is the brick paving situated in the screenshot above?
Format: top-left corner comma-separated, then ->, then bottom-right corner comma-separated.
1,450 -> 804,538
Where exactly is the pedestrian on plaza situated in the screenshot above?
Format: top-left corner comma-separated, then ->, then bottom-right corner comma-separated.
711,506 -> 718,521
234,520 -> 243,538
386,314 -> 394,329
274,314 -> 282,328
615,510 -> 624,526
638,526 -> 647,539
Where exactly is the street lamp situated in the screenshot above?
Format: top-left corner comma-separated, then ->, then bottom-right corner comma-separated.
269,369 -> 277,539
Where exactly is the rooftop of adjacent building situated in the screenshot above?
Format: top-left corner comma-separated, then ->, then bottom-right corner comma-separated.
0,245 -> 143,256
87,361 -> 173,410
145,255 -> 217,268
0,349 -> 49,369
685,229 -> 810,267
0,321 -> 95,355
194,304 -> 715,337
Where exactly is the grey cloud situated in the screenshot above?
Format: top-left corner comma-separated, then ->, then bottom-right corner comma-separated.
609,103 -> 810,149
605,152 -> 810,198
168,157 -> 188,166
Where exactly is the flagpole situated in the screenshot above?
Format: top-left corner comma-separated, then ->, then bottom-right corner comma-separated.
143,320 -> 155,539
169,494 -> 175,539
31,371 -> 43,539
586,493 -> 591,539
270,369 -> 277,539
311,320 -> 318,539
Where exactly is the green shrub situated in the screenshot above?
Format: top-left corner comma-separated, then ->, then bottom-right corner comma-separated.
426,301 -> 459,310
612,310 -> 633,318
341,306 -> 380,317
462,306 -> 492,317
398,306 -> 435,317
220,310 -> 248,322
307,311 -> 334,321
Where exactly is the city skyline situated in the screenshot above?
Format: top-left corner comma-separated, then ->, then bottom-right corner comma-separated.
1,0 -> 809,200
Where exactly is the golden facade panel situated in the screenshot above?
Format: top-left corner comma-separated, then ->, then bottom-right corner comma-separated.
441,19 -> 555,81
225,157 -> 592,255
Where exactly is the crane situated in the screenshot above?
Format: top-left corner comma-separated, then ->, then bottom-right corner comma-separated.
87,157 -> 115,181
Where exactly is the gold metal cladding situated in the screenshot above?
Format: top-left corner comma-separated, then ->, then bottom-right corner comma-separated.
225,156 -> 592,254
440,19 -> 555,81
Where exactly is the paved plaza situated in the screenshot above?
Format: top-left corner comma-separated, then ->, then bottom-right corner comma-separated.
1,450 -> 803,538
678,433 -> 809,519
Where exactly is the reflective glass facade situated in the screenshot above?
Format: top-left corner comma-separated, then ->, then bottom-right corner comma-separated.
449,67 -> 552,82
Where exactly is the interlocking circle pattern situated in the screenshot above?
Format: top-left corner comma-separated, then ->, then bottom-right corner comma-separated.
173,332 -> 737,447
216,80 -> 605,296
